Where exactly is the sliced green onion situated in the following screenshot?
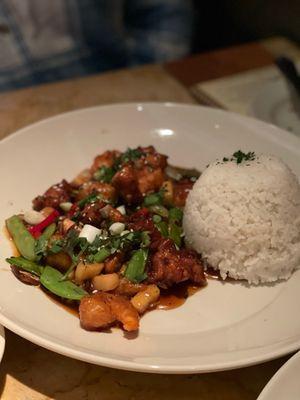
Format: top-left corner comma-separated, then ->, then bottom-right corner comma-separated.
169,207 -> 183,223
148,205 -> 169,218
93,247 -> 111,263
125,249 -> 148,283
169,223 -> 182,247
155,221 -> 169,237
144,192 -> 163,206
152,214 -> 162,224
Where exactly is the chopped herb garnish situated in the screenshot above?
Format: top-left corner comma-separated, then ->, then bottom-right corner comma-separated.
155,221 -> 169,237
35,223 -> 56,259
114,147 -> 144,169
120,148 -> 143,164
169,207 -> 183,224
222,151 -> 256,164
144,189 -> 165,207
152,214 -> 162,224
94,166 -> 116,183
168,223 -> 183,247
77,193 -> 102,208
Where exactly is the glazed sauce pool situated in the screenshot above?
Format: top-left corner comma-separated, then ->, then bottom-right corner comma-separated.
153,283 -> 201,311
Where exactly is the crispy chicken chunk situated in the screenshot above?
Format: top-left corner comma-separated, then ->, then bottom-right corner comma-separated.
79,293 -> 139,331
134,146 -> 167,194
173,178 -> 194,207
149,239 -> 206,288
32,179 -> 72,211
90,150 -> 121,174
76,181 -> 117,202
112,164 -> 142,205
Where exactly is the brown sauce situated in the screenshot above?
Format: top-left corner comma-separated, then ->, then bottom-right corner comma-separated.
155,282 -> 201,310
3,225 -> 19,256
42,288 -> 79,318
205,266 -> 222,280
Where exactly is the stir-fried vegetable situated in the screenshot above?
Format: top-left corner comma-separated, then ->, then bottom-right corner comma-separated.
125,249 -> 148,283
94,166 -> 115,183
169,207 -> 183,224
40,266 -> 87,300
5,145 -> 204,334
6,256 -> 43,276
35,223 -> 56,258
28,209 -> 59,238
6,215 -> 36,261
144,191 -> 164,206
92,247 -> 111,263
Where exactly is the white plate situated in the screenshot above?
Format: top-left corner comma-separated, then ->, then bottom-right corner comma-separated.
250,79 -> 300,135
257,352 -> 300,400
1,103 -> 300,374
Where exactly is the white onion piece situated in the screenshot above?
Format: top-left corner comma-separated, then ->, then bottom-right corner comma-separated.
23,210 -> 45,225
116,205 -> 126,215
59,202 -> 73,212
109,222 -> 125,235
79,224 -> 101,243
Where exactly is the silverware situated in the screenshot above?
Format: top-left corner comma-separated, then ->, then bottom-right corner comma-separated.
275,56 -> 300,117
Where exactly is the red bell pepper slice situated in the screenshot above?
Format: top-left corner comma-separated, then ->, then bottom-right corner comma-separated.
28,209 -> 60,238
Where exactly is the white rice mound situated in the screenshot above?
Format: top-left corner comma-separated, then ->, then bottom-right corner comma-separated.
183,154 -> 300,284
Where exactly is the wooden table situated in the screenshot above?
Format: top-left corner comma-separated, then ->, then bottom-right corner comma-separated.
0,40 -> 296,399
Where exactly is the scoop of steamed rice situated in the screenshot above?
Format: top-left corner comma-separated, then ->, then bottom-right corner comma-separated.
183,155 -> 300,284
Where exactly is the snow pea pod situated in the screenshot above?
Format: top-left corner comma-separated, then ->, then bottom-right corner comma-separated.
40,266 -> 87,300
6,256 -> 43,276
6,215 -> 36,261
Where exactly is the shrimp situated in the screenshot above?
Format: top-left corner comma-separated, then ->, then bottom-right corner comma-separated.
79,293 -> 139,331
79,293 -> 115,330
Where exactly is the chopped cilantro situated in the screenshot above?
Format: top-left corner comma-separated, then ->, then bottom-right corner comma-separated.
77,193 -> 102,208
94,166 -> 116,183
114,147 -> 144,169
232,150 -> 255,164
144,189 -> 165,207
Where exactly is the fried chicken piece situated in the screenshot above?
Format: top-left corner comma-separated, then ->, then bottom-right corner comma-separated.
79,200 -> 105,227
104,252 -> 124,273
128,208 -> 163,251
71,169 -> 92,188
134,146 -> 167,194
173,178 -> 194,207
99,204 -> 125,223
32,179 -> 72,211
134,146 -> 167,170
76,181 -> 117,202
136,167 -> 165,194
149,239 -> 206,288
79,293 -> 139,331
112,164 -> 142,205
90,150 -> 121,174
